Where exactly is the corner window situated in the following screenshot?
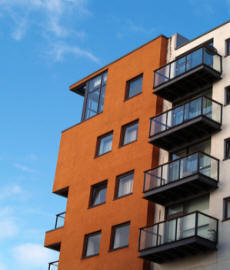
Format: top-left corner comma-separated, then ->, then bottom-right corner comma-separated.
83,231 -> 101,258
120,121 -> 138,146
223,197 -> 230,221
96,132 -> 113,156
110,222 -> 130,250
115,171 -> 134,199
225,86 -> 230,105
226,39 -> 230,56
126,74 -> 143,99
89,181 -> 107,208
82,71 -> 107,121
224,138 -> 230,160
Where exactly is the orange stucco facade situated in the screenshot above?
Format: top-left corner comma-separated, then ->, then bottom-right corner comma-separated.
44,35 -> 168,270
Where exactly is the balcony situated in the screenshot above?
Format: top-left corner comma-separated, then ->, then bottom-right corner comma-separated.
44,212 -> 65,251
149,96 -> 222,151
48,261 -> 58,270
153,46 -> 222,103
139,211 -> 218,263
143,152 -> 219,206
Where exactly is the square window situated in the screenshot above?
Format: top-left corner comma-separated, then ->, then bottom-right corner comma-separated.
110,222 -> 130,250
115,171 -> 134,199
226,39 -> 230,56
224,138 -> 230,160
121,121 -> 138,146
223,197 -> 230,220
225,86 -> 230,105
96,132 -> 113,156
83,231 -> 101,258
89,181 -> 107,208
126,75 -> 143,99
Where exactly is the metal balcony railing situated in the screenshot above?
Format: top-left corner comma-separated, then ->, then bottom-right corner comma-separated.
154,46 -> 222,89
54,212 -> 65,229
144,152 -> 219,193
149,96 -> 222,138
139,211 -> 218,252
48,260 -> 58,270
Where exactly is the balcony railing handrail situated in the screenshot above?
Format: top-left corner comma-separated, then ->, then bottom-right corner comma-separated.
139,210 -> 218,231
149,95 -> 223,121
54,211 -> 66,229
144,151 -> 219,174
56,211 -> 66,217
153,45 -> 221,77
48,260 -> 59,270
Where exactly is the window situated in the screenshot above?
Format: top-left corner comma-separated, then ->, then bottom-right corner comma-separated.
82,71 -> 107,121
225,86 -> 230,105
110,222 -> 130,250
223,197 -> 230,220
115,171 -> 134,199
96,132 -> 113,156
126,74 -> 143,99
89,181 -> 107,208
226,39 -> 230,56
120,121 -> 138,146
83,231 -> 101,258
224,138 -> 230,160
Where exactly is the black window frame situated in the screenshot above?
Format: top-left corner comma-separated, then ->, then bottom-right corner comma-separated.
225,86 -> 230,106
81,70 -> 107,121
223,197 -> 230,221
95,131 -> 113,157
120,120 -> 139,147
226,38 -> 230,56
82,230 -> 101,258
114,170 -> 134,200
224,138 -> 230,160
110,222 -> 130,251
125,74 -> 143,100
89,180 -> 107,208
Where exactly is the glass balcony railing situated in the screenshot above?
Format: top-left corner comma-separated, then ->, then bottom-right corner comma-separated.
139,211 -> 218,252
154,46 -> 222,88
149,96 -> 222,138
54,212 -> 65,229
48,261 -> 58,270
144,152 -> 219,193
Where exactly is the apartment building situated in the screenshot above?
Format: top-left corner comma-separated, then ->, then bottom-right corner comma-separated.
44,36 -> 168,270
45,20 -> 230,270
139,21 -> 230,270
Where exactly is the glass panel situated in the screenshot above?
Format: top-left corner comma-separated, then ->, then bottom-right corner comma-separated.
128,75 -> 143,98
144,167 -> 162,191
113,224 -> 130,249
186,48 -> 202,70
175,56 -> 186,76
49,262 -> 58,270
184,98 -> 201,121
177,213 -> 196,240
123,122 -> 138,145
154,66 -> 170,87
139,225 -> 159,250
180,153 -> 198,178
197,213 -> 217,242
171,105 -> 184,127
98,85 -> 105,113
163,219 -> 177,243
86,233 -> 101,257
102,71 -> 107,84
98,134 -> 113,155
204,48 -> 214,68
55,212 -> 65,228
167,160 -> 180,182
150,113 -> 167,136
118,173 -> 133,197
89,75 -> 102,92
85,90 -> 100,119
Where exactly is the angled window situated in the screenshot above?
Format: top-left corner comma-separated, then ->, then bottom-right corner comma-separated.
126,74 -> 143,99
83,231 -> 101,258
96,132 -> 113,156
224,138 -> 230,160
226,39 -> 230,56
120,120 -> 138,146
115,171 -> 134,199
110,222 -> 130,250
82,71 -> 107,121
225,86 -> 230,105
223,197 -> 230,220
89,181 -> 107,208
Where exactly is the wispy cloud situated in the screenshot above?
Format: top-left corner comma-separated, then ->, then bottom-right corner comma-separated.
13,163 -> 38,174
12,243 -> 56,269
0,185 -> 23,200
0,207 -> 19,240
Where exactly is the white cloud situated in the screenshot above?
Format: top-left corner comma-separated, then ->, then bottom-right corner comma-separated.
0,208 -> 19,240
13,163 -> 38,174
12,243 -> 56,269
0,184 -> 23,200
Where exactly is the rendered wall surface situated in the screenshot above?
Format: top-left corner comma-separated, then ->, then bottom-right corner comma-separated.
47,36 -> 168,270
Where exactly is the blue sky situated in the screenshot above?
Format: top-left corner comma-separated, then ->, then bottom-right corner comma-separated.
0,0 -> 229,269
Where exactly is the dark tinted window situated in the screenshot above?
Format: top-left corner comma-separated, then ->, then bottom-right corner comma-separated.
89,181 -> 107,207
83,231 -> 101,257
110,222 -> 130,250
126,75 -> 143,99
